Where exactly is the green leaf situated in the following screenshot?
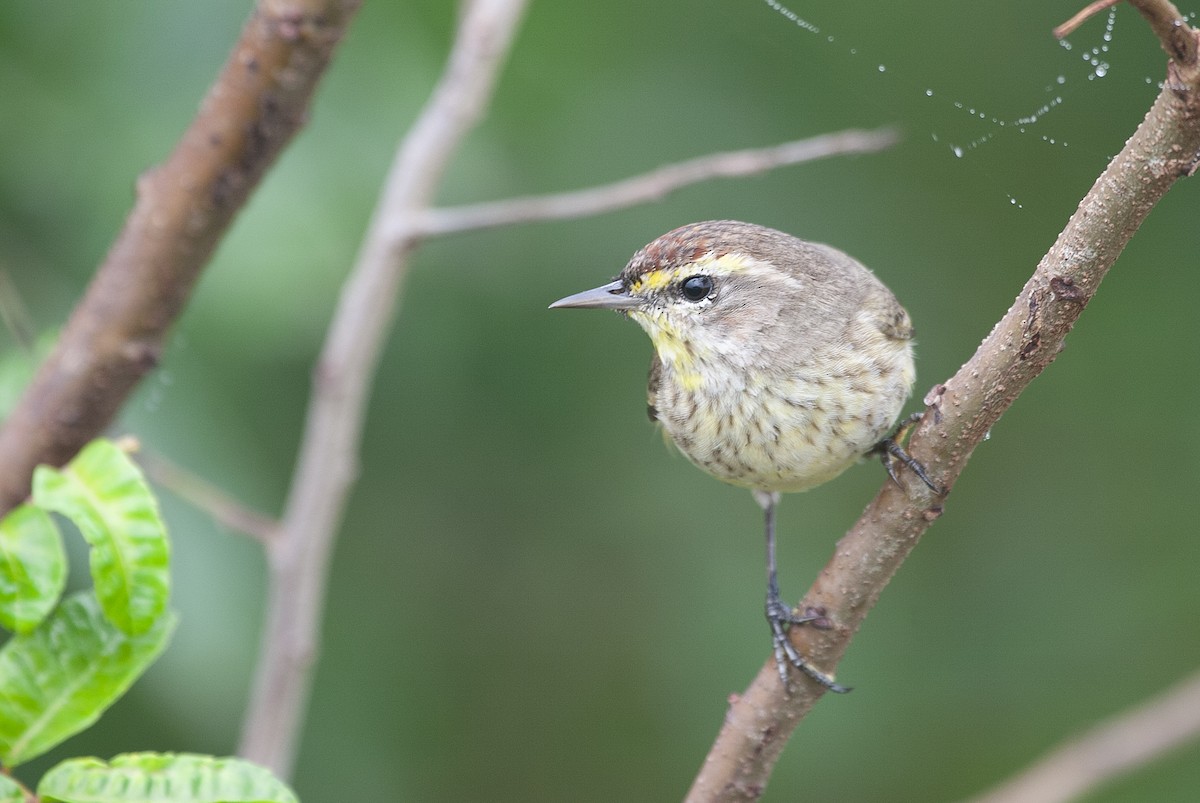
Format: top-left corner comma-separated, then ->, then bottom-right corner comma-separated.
0,592 -> 175,767
38,752 -> 298,803
0,503 -> 66,633
0,773 -> 26,803
32,439 -> 170,635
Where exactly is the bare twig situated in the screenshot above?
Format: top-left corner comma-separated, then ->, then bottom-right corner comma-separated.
965,669 -> 1200,803
1055,0 -> 1196,57
0,0 -> 361,515
0,268 -> 36,352
138,451 -> 279,544
414,129 -> 898,237
688,10 -> 1200,801
1054,0 -> 1122,40
236,0 -> 530,777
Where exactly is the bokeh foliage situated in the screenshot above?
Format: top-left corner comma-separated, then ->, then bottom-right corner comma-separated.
1,1 -> 1198,800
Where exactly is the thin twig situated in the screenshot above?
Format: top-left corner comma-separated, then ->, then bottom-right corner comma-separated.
236,0 -> 530,778
1054,0 -> 1122,40
688,9 -> 1200,801
0,0 -> 361,515
0,268 -> 36,353
138,451 -> 279,544
414,129 -> 898,237
964,669 -> 1200,803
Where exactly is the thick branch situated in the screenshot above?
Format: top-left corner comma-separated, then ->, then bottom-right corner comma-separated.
965,670 -> 1200,803
415,129 -> 898,237
0,0 -> 360,515
688,13 -> 1200,802
1130,0 -> 1199,64
237,0 -> 529,778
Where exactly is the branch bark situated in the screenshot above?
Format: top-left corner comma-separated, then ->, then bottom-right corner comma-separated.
137,451 -> 279,544
236,0 -> 530,777
0,0 -> 360,516
687,6 -> 1200,800
1131,0 -> 1199,65
414,129 -> 898,237
1053,0 -> 1122,40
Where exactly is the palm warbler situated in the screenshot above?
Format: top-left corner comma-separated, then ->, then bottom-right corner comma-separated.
550,220 -> 935,692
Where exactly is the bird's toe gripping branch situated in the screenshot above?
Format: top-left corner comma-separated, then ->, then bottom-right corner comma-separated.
873,412 -> 943,495
765,596 -> 851,694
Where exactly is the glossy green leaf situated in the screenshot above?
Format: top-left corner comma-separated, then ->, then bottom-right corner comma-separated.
39,752 -> 298,803
0,592 -> 175,767
0,503 -> 66,633
0,774 -> 26,803
32,439 -> 170,634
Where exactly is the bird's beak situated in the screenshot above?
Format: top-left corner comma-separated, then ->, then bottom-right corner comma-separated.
549,280 -> 641,311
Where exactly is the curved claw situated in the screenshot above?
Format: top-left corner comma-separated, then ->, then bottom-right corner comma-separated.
874,412 -> 944,495
766,600 -> 851,694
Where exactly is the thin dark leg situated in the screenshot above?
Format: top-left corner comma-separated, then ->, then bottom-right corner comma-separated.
755,490 -> 850,694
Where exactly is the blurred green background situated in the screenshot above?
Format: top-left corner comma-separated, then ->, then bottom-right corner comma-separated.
2,1 -> 1199,800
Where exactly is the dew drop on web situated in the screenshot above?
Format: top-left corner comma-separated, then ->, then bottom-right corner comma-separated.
762,0 -> 819,34
756,2 -> 1129,206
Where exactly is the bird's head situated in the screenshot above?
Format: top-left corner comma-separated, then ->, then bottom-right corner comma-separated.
550,220 -> 877,387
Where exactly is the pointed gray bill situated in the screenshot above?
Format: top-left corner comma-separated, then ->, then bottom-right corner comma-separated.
549,280 -> 641,311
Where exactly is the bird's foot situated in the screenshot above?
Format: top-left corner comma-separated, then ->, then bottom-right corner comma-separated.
874,412 -> 943,495
765,596 -> 850,694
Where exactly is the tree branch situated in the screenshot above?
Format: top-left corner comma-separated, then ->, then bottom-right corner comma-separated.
688,9 -> 1200,801
964,669 -> 1200,803
1056,1 -> 1197,62
0,0 -> 902,782
1053,0 -> 1122,40
236,0 -> 530,777
0,268 -> 36,352
414,129 -> 898,237
1130,0 -> 1199,64
0,0 -> 361,515
138,451 -> 279,544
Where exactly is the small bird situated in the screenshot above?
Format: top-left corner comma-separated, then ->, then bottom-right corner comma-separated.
550,220 -> 937,692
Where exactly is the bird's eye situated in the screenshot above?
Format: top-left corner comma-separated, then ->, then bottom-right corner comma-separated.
679,275 -> 713,302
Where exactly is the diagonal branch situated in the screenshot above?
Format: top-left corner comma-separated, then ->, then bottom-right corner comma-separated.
138,451 -> 279,544
414,129 -> 898,237
0,0 -> 361,516
1054,0 -> 1122,40
236,0 -> 530,778
1130,0 -> 1199,64
964,669 -> 1200,803
1056,1 -> 1197,62
688,6 -> 1200,800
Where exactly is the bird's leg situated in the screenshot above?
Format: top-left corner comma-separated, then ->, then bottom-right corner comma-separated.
873,412 -> 942,494
754,490 -> 850,694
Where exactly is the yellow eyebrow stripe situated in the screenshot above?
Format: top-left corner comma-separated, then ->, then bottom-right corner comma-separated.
631,269 -> 674,293
629,253 -> 756,294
